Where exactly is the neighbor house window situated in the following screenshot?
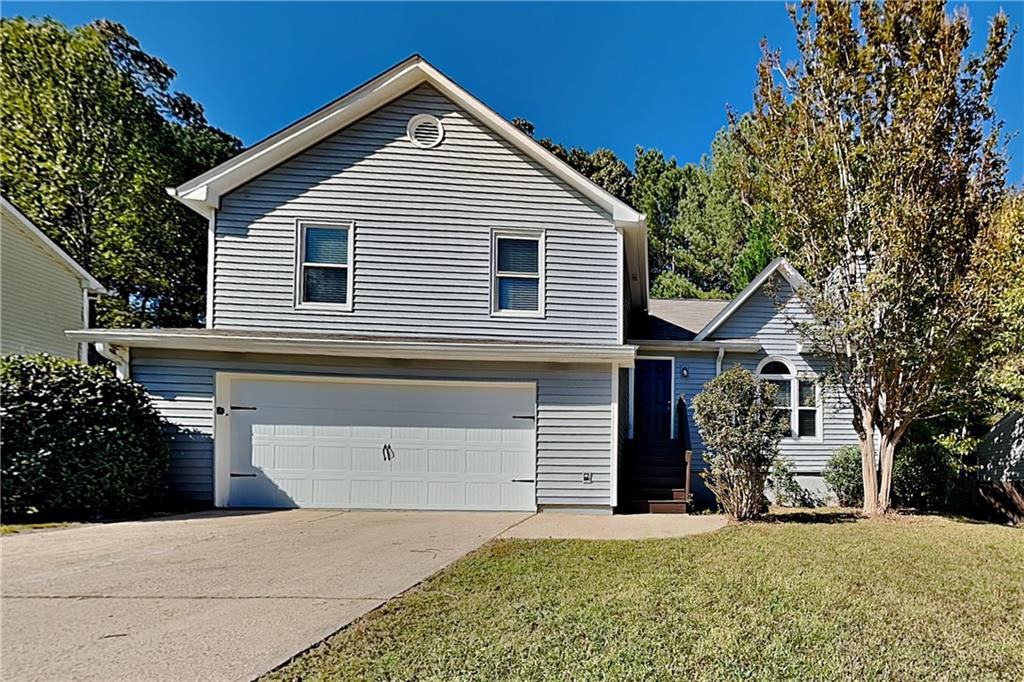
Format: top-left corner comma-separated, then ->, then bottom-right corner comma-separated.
757,358 -> 819,439
297,222 -> 353,307
492,231 -> 543,315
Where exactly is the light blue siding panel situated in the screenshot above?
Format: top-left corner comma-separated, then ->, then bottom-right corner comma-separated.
213,84 -> 619,342
132,349 -> 613,506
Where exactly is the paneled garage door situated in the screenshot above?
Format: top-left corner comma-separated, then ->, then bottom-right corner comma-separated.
220,376 -> 537,511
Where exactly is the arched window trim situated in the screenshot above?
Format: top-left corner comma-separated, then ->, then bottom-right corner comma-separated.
757,356 -> 822,442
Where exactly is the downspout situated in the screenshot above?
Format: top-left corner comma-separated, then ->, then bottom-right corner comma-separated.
715,346 -> 725,376
95,343 -> 130,380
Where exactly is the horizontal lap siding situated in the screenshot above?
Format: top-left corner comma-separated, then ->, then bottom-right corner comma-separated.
132,349 -> 613,506
707,280 -> 860,473
214,85 -> 619,343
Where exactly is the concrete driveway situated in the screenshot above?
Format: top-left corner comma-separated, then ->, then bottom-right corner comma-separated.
0,509 -> 529,682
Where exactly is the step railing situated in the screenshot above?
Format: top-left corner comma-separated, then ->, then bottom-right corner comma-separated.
677,395 -> 693,506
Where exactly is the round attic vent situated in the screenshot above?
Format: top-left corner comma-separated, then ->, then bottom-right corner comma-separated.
407,114 -> 444,149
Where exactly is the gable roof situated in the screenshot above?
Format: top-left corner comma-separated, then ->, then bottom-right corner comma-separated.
693,257 -> 806,341
169,55 -> 645,228
1,197 -> 107,294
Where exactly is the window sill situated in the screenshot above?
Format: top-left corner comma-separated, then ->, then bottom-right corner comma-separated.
782,436 -> 824,445
295,302 -> 354,313
490,309 -> 545,319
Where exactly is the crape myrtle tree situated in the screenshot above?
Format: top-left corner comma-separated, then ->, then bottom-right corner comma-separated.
736,0 -> 1017,515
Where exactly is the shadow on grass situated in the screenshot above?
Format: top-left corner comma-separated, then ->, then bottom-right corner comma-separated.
762,508 -> 862,524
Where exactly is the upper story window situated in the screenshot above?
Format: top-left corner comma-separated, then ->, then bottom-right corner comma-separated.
757,357 -> 819,440
297,221 -> 353,309
492,230 -> 544,316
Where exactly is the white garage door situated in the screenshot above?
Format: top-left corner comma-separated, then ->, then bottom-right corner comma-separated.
222,376 -> 536,511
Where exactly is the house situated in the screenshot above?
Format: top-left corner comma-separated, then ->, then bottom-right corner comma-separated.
2,196 -> 107,361
970,411 -> 1023,523
68,56 -> 856,514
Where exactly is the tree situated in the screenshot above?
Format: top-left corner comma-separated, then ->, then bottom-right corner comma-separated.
736,1 -> 1017,515
692,365 -> 789,520
0,18 -> 240,327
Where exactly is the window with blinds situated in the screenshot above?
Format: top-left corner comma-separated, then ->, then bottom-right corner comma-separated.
493,233 -> 542,314
298,223 -> 353,307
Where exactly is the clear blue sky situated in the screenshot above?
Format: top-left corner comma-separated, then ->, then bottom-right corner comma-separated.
6,1 -> 1024,184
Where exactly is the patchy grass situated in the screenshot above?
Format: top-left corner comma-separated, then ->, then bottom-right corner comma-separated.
266,513 -> 1023,682
1,522 -> 71,536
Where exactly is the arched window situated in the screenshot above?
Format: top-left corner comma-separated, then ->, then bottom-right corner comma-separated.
757,357 -> 819,439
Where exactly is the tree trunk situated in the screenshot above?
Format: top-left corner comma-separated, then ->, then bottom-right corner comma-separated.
859,413 -> 879,516
876,433 -> 899,514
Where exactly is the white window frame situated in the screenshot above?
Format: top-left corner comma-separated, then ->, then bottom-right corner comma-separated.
756,356 -> 822,443
490,228 -> 545,318
294,219 -> 355,312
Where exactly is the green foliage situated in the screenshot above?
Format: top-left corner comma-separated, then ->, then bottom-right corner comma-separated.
737,1 -> 1015,514
692,365 -> 789,520
823,446 -> 865,507
0,355 -> 169,519
0,17 -> 240,327
768,457 -> 819,507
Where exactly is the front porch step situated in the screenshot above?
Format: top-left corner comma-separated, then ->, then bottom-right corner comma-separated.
624,475 -> 689,489
620,498 -> 690,514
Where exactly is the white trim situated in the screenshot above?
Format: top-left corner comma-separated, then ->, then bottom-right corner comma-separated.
694,257 -> 807,341
205,207 -> 216,328
406,113 -> 444,149
610,365 -> 620,508
615,227 -> 624,345
1,197 -> 107,293
755,356 -> 823,443
170,56 -> 644,225
632,339 -> 763,353
94,343 -> 130,379
294,219 -> 355,312
490,228 -> 545,318
67,329 -> 638,365
213,371 -> 538,509
80,288 -> 90,362
634,356 -> 676,439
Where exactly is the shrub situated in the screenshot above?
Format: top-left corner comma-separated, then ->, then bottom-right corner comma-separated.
823,445 -> 864,507
692,365 -> 789,520
1,354 -> 169,520
769,457 -> 820,507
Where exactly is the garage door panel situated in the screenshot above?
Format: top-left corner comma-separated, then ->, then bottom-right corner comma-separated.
226,377 -> 536,511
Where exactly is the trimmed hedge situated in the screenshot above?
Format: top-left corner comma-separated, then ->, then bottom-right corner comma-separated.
1,354 -> 169,520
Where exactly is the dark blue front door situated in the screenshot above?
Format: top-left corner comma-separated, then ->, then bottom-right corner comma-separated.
634,359 -> 672,440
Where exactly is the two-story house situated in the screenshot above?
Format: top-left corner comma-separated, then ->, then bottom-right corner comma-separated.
72,56 -> 857,514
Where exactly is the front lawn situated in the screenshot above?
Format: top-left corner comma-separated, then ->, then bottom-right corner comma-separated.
267,513 -> 1023,681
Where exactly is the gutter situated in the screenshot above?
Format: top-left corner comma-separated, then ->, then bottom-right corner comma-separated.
68,330 -> 638,366
630,339 -> 762,354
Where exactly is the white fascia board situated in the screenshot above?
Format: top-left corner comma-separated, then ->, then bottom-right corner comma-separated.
693,257 -> 805,341
1,197 -> 108,294
169,56 -> 644,226
66,329 -> 638,365
631,339 -> 763,353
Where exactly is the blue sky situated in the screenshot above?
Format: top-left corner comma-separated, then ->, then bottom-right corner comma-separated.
6,2 -> 1024,184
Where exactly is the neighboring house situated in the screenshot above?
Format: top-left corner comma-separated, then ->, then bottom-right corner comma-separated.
971,411 -> 1023,523
69,56 -> 854,514
2,197 -> 107,361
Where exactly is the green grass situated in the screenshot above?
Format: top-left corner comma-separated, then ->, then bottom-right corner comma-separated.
0,521 -> 71,535
266,513 -> 1023,682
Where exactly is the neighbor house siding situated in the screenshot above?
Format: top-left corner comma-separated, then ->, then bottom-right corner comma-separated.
706,278 -> 859,472
1,206 -> 83,359
212,84 -> 619,343
132,349 -> 615,508
975,411 -> 1024,482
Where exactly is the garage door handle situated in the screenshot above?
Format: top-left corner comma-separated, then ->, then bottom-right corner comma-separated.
231,405 -> 258,411
511,479 -> 535,483
230,473 -> 258,478
512,415 -> 536,420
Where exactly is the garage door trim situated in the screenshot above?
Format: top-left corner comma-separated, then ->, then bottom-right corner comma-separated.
212,372 -> 538,508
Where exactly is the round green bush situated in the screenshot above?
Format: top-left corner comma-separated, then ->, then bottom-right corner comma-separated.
823,445 -> 864,507
1,354 -> 169,520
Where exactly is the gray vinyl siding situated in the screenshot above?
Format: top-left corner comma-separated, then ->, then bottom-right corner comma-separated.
213,84 -> 619,343
132,349 -> 614,507
1,207 -> 84,359
975,411 -> 1023,482
704,278 -> 859,472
